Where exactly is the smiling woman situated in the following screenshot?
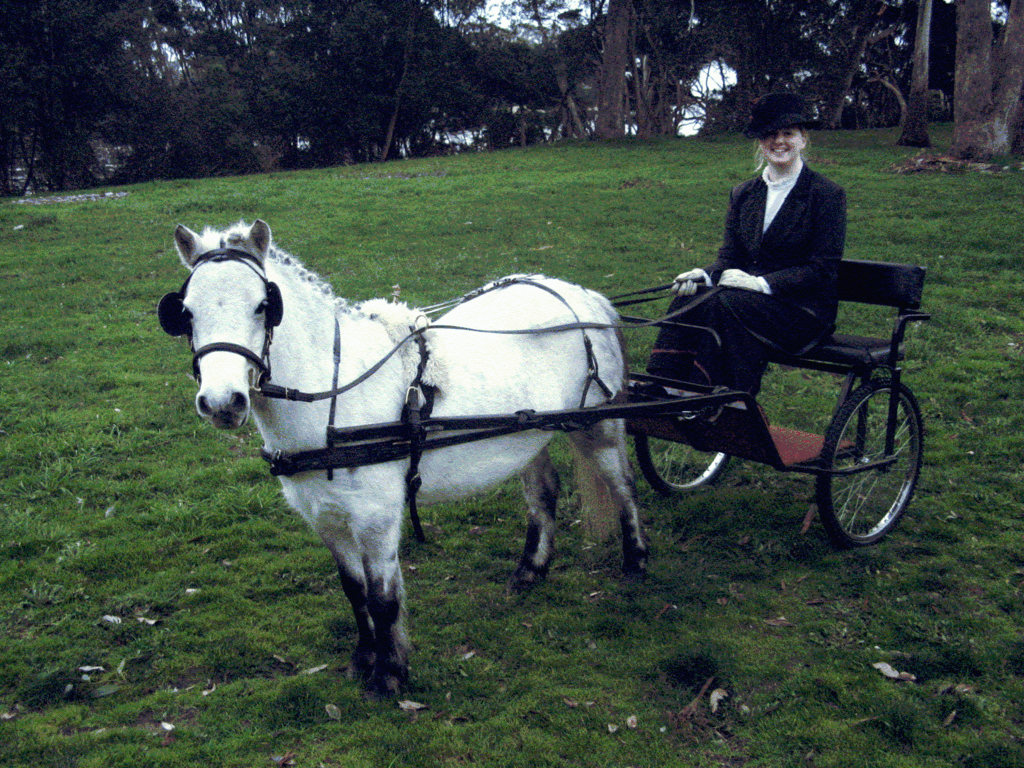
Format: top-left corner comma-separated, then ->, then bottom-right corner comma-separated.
646,92 -> 846,398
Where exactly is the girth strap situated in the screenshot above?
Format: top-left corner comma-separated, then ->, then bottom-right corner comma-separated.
403,330 -> 434,543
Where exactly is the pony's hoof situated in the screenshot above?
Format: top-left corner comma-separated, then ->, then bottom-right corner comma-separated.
620,566 -> 648,586
347,649 -> 375,681
363,672 -> 404,700
507,565 -> 546,595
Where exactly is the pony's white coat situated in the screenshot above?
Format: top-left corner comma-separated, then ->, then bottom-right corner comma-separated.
169,220 -> 647,696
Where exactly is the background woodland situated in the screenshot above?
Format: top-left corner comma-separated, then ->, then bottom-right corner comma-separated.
1,0 -> 1021,195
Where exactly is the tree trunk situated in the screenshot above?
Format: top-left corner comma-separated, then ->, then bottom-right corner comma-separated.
379,13 -> 418,163
898,0 -> 932,147
952,0 -> 1024,159
595,0 -> 632,139
555,60 -> 588,139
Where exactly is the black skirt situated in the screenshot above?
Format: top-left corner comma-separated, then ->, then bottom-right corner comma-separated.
647,286 -> 830,395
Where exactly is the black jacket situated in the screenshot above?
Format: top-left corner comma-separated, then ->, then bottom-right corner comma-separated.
707,164 -> 846,327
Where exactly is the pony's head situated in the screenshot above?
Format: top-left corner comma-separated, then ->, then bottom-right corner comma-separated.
159,219 -> 282,429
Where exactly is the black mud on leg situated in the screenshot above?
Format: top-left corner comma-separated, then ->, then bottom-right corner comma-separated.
337,566 -> 375,680
365,576 -> 409,698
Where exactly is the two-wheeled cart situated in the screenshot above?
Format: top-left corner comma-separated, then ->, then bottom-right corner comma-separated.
623,258 -> 929,547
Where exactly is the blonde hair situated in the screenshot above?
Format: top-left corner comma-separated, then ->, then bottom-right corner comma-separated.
753,127 -> 810,173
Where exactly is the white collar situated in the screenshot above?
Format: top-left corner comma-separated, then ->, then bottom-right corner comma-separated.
762,158 -> 803,187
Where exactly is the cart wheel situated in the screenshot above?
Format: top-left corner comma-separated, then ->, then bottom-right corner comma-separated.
816,382 -> 923,547
634,435 -> 730,495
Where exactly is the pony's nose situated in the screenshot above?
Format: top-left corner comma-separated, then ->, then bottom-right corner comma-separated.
196,390 -> 249,427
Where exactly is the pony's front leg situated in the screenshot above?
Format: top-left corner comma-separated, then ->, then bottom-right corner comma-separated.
364,546 -> 410,698
509,447 -> 561,594
316,515 -> 408,693
331,559 -> 376,681
325,523 -> 409,697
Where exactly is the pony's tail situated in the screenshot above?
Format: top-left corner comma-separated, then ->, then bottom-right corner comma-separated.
568,429 -> 626,543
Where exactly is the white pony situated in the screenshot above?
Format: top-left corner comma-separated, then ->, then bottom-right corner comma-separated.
158,220 -> 647,697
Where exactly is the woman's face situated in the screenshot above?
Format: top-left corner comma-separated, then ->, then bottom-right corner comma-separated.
758,127 -> 807,167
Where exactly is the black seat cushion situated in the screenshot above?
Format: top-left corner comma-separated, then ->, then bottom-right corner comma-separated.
771,333 -> 901,368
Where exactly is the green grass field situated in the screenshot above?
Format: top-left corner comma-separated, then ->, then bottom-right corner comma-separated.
2,126 -> 1023,767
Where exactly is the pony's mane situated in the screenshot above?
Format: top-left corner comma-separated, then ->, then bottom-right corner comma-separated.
215,222 -> 350,314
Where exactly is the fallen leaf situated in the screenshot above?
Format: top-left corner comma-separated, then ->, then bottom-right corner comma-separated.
562,697 -> 579,708
398,700 -> 428,714
872,661 -> 916,682
872,661 -> 900,679
943,709 -> 957,727
301,664 -> 328,675
607,723 -> 619,733
654,603 -> 676,619
764,616 -> 794,627
626,714 -> 638,729
325,704 -> 342,721
800,505 -> 816,534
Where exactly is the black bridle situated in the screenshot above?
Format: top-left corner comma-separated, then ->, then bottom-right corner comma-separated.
157,248 -> 283,387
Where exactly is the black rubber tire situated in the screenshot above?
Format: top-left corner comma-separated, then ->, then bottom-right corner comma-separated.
816,382 -> 923,547
634,434 -> 730,495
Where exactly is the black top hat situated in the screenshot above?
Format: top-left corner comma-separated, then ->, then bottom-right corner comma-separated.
745,93 -> 818,139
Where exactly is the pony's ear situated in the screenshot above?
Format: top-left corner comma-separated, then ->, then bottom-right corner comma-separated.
249,219 -> 272,260
174,224 -> 203,267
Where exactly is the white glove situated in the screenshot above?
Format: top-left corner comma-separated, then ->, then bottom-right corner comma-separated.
672,268 -> 710,296
719,268 -> 771,294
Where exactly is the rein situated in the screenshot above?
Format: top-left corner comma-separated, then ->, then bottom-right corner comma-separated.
258,278 -> 679,404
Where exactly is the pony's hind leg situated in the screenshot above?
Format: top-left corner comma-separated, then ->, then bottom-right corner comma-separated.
569,420 -> 649,582
509,447 -> 561,594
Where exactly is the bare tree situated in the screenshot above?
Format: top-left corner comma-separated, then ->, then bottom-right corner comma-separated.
951,0 -> 1024,159
898,0 -> 933,147
819,1 -> 900,130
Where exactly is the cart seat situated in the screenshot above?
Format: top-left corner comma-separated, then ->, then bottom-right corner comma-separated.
767,259 -> 928,375
775,332 -> 899,368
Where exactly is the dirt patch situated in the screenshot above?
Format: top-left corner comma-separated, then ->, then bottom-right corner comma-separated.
888,154 -> 1020,174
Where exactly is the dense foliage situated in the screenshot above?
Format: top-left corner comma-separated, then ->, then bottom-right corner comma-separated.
0,0 -> 975,194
